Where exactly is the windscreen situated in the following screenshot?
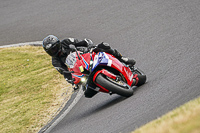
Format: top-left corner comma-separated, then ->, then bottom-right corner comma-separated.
65,52 -> 77,68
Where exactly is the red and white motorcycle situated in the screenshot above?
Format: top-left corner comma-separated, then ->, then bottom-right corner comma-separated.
65,45 -> 146,97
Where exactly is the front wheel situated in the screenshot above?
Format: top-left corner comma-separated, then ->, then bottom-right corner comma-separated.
95,74 -> 134,97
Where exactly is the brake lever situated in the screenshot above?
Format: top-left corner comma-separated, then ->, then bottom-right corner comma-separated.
89,46 -> 97,53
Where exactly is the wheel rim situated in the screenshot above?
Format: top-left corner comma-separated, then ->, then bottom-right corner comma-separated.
106,76 -> 130,89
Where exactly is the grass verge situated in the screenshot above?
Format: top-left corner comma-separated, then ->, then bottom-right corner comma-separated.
0,46 -> 73,133
133,97 -> 200,133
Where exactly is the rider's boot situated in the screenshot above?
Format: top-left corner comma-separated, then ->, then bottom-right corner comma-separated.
96,43 -> 136,66
113,49 -> 136,67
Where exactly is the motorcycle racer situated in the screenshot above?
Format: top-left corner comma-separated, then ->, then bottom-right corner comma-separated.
42,35 -> 137,91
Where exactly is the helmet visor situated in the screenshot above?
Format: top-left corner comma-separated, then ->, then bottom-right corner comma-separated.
46,42 -> 61,57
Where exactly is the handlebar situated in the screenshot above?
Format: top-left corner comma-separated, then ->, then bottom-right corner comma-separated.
69,44 -> 97,59
69,44 -> 81,60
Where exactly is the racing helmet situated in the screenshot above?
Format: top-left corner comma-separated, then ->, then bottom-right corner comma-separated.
42,35 -> 61,57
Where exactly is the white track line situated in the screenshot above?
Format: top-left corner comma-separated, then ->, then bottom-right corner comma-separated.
43,88 -> 84,133
0,41 -> 43,48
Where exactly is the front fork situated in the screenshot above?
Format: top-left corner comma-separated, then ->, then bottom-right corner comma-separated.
93,69 -> 117,83
92,69 -> 118,93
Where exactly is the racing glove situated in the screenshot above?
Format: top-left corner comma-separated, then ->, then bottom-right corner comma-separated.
64,73 -> 73,84
73,38 -> 93,48
97,42 -> 111,50
84,38 -> 93,46
73,84 -> 79,91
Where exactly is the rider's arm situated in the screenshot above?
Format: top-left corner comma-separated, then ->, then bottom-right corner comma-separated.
61,38 -> 93,48
74,39 -> 93,47
61,38 -> 79,47
52,57 -> 72,81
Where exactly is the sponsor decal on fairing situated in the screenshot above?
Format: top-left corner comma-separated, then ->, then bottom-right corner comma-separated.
92,52 -> 112,71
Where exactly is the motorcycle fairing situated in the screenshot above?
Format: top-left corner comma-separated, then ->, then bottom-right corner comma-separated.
92,52 -> 134,86
66,52 -> 90,84
92,52 -> 112,71
81,53 -> 90,70
71,73 -> 85,78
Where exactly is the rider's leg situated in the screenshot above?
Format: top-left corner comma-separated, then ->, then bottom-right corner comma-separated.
113,49 -> 136,66
96,42 -> 136,66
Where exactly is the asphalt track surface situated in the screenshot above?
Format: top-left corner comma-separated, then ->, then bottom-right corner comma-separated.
1,0 -> 200,133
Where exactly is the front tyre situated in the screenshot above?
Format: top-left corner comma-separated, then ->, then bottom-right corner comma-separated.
95,74 -> 134,97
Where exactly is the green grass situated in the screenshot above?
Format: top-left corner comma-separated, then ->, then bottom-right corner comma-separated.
0,46 -> 73,133
2,46 -> 199,133
133,97 -> 200,133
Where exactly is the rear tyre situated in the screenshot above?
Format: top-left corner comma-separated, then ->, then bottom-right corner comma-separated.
132,67 -> 147,86
95,74 -> 134,97
136,75 -> 146,86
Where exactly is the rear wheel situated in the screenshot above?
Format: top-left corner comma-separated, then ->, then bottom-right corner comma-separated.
95,74 -> 134,97
132,67 -> 147,86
